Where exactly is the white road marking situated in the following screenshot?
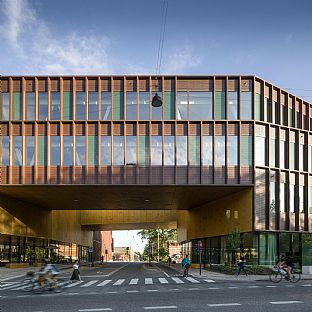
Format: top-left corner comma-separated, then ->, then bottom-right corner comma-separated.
188,288 -> 199,290
78,309 -> 112,311
159,278 -> 168,284
228,287 -> 238,289
270,301 -> 304,305
265,286 -> 277,288
169,288 -> 179,291
113,279 -> 125,286
129,278 -> 139,285
106,263 -> 130,277
204,279 -> 215,283
171,277 -> 184,284
1,283 -> 24,290
105,291 -> 117,294
65,281 -> 83,288
0,274 -> 26,282
208,303 -> 241,307
163,271 -> 170,277
144,306 -> 177,310
147,290 -> 158,292
248,286 -> 260,288
81,280 -> 99,288
207,287 -> 220,290
145,278 -> 153,285
186,277 -> 200,283
127,290 -> 139,293
302,284 -> 312,287
97,280 -> 112,287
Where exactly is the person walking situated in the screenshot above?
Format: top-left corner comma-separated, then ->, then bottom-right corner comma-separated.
237,250 -> 248,276
182,255 -> 191,277
70,260 -> 82,282
168,256 -> 172,266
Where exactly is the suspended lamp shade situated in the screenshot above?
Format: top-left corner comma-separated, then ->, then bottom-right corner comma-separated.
152,93 -> 162,107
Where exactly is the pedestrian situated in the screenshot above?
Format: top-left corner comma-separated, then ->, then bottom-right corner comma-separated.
101,255 -> 104,265
168,256 -> 172,266
70,260 -> 82,282
237,250 -> 248,276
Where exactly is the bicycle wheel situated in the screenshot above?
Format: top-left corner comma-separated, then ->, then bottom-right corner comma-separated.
21,279 -> 33,292
290,273 -> 301,283
269,272 -> 282,283
32,283 -> 44,294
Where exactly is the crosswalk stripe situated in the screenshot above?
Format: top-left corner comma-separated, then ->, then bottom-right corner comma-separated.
1,284 -> 23,290
145,278 -> 153,285
171,277 -> 184,284
97,280 -> 112,287
113,279 -> 125,286
204,279 -> 215,283
129,278 -> 139,285
186,277 -> 200,283
158,278 -> 168,284
65,281 -> 83,288
81,280 -> 98,288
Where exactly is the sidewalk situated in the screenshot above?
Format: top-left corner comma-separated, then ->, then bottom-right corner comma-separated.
168,263 -> 312,282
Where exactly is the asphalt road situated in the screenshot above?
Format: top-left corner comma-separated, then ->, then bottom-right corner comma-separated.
1,262 -> 312,312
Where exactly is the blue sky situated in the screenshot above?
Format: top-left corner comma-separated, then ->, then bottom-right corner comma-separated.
0,0 -> 312,100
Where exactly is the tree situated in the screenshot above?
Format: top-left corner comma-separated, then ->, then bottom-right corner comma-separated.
226,228 -> 242,265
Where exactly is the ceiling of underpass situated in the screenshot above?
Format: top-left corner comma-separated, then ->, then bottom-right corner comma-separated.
0,185 -> 252,210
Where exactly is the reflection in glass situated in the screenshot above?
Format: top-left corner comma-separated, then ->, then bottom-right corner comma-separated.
280,183 -> 285,212
126,92 -> 137,120
88,136 -> 98,166
63,136 -> 73,166
51,136 -> 60,165
138,136 -> 149,165
215,136 -> 225,165
299,185 -> 304,213
189,136 -> 200,165
101,92 -> 111,120
255,136 -> 265,166
39,92 -> 48,120
139,92 -> 150,120
1,136 -> 9,165
151,136 -> 162,165
164,136 -> 174,165
88,92 -> 98,120
280,140 -> 285,169
270,139 -> 276,167
51,92 -> 60,120
299,144 -> 304,171
177,92 -> 188,120
1,93 -> 9,121
101,136 -> 111,165
152,95 -> 162,120
240,136 -> 252,166
289,142 -> 295,170
190,92 -> 213,120
113,136 -> 124,166
13,92 -> 22,120
227,136 -> 238,166
76,92 -> 86,120
270,182 -> 276,214
227,92 -> 238,120
26,93 -> 35,120
176,136 -> 187,165
126,136 -> 137,165
202,136 -> 213,166
26,136 -> 35,166
75,136 -> 85,165
13,136 -> 22,166
309,187 -> 312,214
215,91 -> 225,120
290,184 -> 295,213
240,92 -> 252,120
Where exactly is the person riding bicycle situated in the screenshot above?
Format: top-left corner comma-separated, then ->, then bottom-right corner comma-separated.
277,255 -> 294,280
182,255 -> 191,277
38,261 -> 59,287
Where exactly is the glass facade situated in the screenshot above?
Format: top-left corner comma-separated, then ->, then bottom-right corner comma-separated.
63,136 -> 73,166
51,92 -> 60,120
101,136 -> 111,165
101,92 -> 111,120
75,136 -> 86,166
88,92 -> 98,120
38,93 -> 48,120
26,92 -> 35,120
25,136 -> 35,166
76,92 -> 86,120
151,136 -> 162,165
139,92 -> 150,120
126,92 -> 137,120
51,136 -> 60,166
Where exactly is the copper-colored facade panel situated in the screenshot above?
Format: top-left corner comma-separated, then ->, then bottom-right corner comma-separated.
24,166 -> 34,184
214,166 -> 225,184
113,78 -> 124,91
215,123 -> 225,136
74,166 -> 85,184
1,123 -> 9,135
12,79 -> 22,92
176,123 -> 187,136
201,166 -> 213,184
37,123 -> 47,135
88,78 -> 98,92
99,166 -> 111,184
63,78 -> 73,91
214,79 -> 225,92
202,123 -> 213,135
151,78 -> 162,92
164,78 -> 175,91
264,85 -> 270,97
126,123 -> 136,136
164,123 -> 174,135
189,123 -> 200,136
24,123 -> 35,136
240,167 -> 253,184
241,79 -> 252,92
227,123 -> 238,135
138,167 -> 149,184
227,166 -> 238,184
112,167 -> 124,184
37,166 -> 47,184
126,78 -> 136,92
50,123 -> 60,136
273,89 -> 278,101
75,123 -> 85,136
1,79 -> 9,92
88,123 -> 98,136
151,123 -> 162,136
101,78 -> 111,92
227,79 -> 238,92
189,167 -> 200,184
12,123 -> 22,135
176,167 -> 187,184
113,123 -> 124,136
25,79 -> 35,92
49,166 -> 59,184
138,123 -> 149,136
125,166 -> 136,184
177,79 -> 213,91
38,79 -> 47,92
61,166 -> 72,184
75,78 -> 85,92
50,79 -> 60,92
62,123 -> 72,136
100,123 -> 111,135
86,167 -> 98,184
138,78 -> 149,91
11,166 -> 21,184
255,80 -> 262,94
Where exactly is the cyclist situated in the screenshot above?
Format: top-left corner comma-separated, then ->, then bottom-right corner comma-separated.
38,261 -> 59,288
276,255 -> 294,280
182,255 -> 191,277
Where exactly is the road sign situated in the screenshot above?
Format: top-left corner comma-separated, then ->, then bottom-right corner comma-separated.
88,247 -> 93,253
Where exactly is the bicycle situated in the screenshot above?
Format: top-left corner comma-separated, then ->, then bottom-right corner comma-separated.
23,271 -> 63,293
183,264 -> 190,277
269,266 -> 301,283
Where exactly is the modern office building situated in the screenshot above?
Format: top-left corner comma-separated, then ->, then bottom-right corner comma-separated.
0,75 -> 312,271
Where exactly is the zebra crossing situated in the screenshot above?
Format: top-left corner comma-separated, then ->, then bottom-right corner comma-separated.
0,276 -> 216,292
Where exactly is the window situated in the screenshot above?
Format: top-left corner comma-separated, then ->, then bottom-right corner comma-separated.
299,185 -> 304,213
270,138 -> 276,167
1,136 -> 9,165
38,93 -> 48,120
215,91 -> 225,119
272,101 -> 277,124
152,94 -> 162,120
299,144 -> 304,171
139,92 -> 150,120
255,93 -> 261,120
101,92 -> 111,120
113,92 -> 124,120
138,136 -> 149,165
164,136 -> 174,165
63,92 -> 73,120
101,136 -> 111,165
51,92 -> 60,120
113,136 -> 124,166
227,92 -> 238,120
280,140 -> 286,169
26,92 -> 35,120
309,187 -> 312,214
75,137 -> 85,165
177,92 -> 188,120
227,136 -> 238,166
176,136 -> 187,165
289,142 -> 295,170
25,136 -> 34,166
190,92 -> 213,120
288,107 -> 293,127
151,136 -> 162,165
240,92 -> 252,120
202,136 -> 213,166
1,93 -> 9,121
189,136 -> 200,165
37,136 -> 47,165
88,92 -> 98,120
13,136 -> 22,166
281,103 -> 287,126
255,136 -> 266,166
270,181 -> 276,214
240,136 -> 252,166
12,92 -> 22,120
280,183 -> 285,212
51,136 -> 60,165
265,97 -> 270,122
126,92 -> 137,120
76,92 -> 86,120
289,184 -> 295,213
215,136 -> 225,166
88,136 -> 98,165
63,136 -> 73,166
164,92 -> 175,120
126,136 -> 137,165
309,144 -> 312,172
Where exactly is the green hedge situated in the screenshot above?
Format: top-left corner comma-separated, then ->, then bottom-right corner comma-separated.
206,264 -> 272,275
